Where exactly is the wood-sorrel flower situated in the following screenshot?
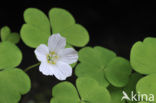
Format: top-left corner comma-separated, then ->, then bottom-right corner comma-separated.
34,33 -> 78,80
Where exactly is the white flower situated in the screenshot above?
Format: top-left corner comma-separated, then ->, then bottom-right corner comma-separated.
34,33 -> 78,80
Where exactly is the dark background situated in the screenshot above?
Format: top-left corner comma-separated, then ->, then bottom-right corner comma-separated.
1,0 -> 156,103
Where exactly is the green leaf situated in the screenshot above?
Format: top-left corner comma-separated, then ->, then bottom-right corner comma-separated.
0,42 -> 22,69
1,26 -> 20,44
21,8 -> 51,48
130,37 -> 156,74
105,57 -> 132,87
50,77 -> 111,103
76,77 -> 111,103
49,8 -> 89,47
75,46 -> 116,87
49,8 -> 75,34
136,73 -> 156,103
0,68 -> 31,103
108,86 -> 126,103
51,82 -> 80,103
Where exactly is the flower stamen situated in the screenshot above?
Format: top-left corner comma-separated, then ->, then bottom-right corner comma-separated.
47,51 -> 59,64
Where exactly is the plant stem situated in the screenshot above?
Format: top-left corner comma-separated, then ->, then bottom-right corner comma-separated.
24,62 -> 40,72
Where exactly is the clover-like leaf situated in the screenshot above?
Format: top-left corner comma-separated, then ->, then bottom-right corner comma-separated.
50,77 -> 111,103
108,86 -> 125,103
0,42 -> 22,69
0,68 -> 31,103
130,37 -> 156,74
75,46 -> 117,87
105,57 -> 132,87
21,8 -> 51,48
136,73 -> 156,103
51,82 -> 80,103
77,77 -> 111,103
49,8 -> 89,47
1,26 -> 20,44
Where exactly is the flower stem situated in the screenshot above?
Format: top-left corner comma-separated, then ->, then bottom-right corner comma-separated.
24,62 -> 40,72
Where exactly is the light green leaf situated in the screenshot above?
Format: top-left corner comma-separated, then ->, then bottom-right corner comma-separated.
136,73 -> 156,103
75,46 -> 116,87
130,37 -> 156,74
49,8 -> 89,47
50,77 -> 111,103
76,77 -> 111,103
49,8 -> 75,34
51,82 -> 80,103
108,86 -> 125,103
21,8 -> 51,48
1,26 -> 20,44
0,68 -> 31,103
0,42 -> 22,69
105,57 -> 132,87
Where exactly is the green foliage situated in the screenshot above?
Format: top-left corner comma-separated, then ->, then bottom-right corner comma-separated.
51,82 -> 80,103
0,26 -> 20,44
76,46 -> 132,87
50,77 -> 111,103
49,8 -> 89,47
0,42 -> 22,69
21,8 -> 51,48
105,57 -> 132,87
0,68 -> 31,103
2,7 -> 156,103
130,37 -> 156,103
21,8 -> 89,48
75,46 -> 116,87
130,37 -> 156,74
136,73 -> 156,103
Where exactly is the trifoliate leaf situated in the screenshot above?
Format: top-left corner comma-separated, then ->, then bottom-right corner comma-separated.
108,86 -> 125,103
75,46 -> 116,87
105,57 -> 132,87
0,68 -> 31,103
49,8 -> 89,47
21,8 -> 51,48
0,26 -> 20,44
0,42 -> 22,69
50,77 -> 111,103
130,37 -> 156,74
136,73 -> 156,103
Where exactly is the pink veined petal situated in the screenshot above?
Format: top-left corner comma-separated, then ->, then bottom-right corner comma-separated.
58,48 -> 78,64
34,44 -> 49,62
53,61 -> 72,80
39,62 -> 55,76
48,33 -> 66,52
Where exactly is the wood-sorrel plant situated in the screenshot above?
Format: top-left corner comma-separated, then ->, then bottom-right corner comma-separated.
0,8 -> 156,103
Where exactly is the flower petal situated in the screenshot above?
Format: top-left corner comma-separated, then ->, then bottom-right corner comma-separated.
39,62 -> 55,76
54,61 -> 72,80
58,48 -> 78,64
34,44 -> 49,62
48,33 -> 66,52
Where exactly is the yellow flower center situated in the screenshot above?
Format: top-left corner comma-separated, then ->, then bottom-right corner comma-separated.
47,51 -> 59,64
